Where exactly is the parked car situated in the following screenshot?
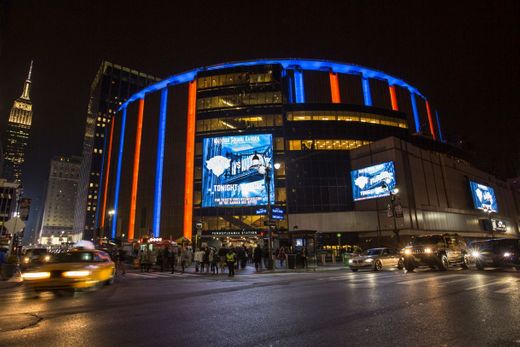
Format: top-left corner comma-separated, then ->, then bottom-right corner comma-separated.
403,234 -> 469,271
21,249 -> 115,292
349,247 -> 404,272
469,238 -> 520,270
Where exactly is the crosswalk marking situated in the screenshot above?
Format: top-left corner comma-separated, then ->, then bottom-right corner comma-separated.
465,280 -> 511,291
397,275 -> 464,285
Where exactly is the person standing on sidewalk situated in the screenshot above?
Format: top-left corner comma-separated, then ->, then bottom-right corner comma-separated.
169,244 -> 177,274
218,246 -> 227,274
226,248 -> 237,277
301,247 -> 308,269
253,244 -> 263,271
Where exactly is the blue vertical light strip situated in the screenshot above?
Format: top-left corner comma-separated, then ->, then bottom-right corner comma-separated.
94,125 -> 109,228
111,107 -> 128,239
293,69 -> 305,103
435,111 -> 445,143
152,88 -> 168,237
410,92 -> 420,133
286,71 -> 294,104
362,77 -> 372,106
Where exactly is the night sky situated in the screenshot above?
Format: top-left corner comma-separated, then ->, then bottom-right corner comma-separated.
0,1 -> 519,236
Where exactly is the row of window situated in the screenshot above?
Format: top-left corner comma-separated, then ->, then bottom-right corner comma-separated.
287,139 -> 372,151
196,114 -> 283,133
194,137 -> 285,157
197,71 -> 273,90
193,187 -> 287,206
286,111 -> 408,129
196,92 -> 282,111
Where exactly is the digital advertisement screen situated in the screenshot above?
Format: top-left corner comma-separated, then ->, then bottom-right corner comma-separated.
202,134 -> 275,207
469,181 -> 498,212
351,161 -> 396,201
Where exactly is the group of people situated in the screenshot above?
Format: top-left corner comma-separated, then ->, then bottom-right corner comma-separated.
137,244 -> 193,274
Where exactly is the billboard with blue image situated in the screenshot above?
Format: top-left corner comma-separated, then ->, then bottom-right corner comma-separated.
469,181 -> 498,212
202,134 -> 275,207
351,161 -> 396,201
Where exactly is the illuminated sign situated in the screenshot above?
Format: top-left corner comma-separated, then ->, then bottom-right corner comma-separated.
351,161 -> 396,201
271,207 -> 285,220
469,181 -> 498,212
202,134 -> 275,207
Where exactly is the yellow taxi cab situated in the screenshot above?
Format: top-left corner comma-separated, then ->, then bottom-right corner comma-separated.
21,249 -> 115,291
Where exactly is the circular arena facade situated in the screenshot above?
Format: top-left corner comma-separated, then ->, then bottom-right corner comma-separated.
97,58 -> 519,245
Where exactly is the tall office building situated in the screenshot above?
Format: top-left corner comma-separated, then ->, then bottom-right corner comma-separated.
74,61 -> 159,239
3,61 -> 33,186
39,156 -> 81,245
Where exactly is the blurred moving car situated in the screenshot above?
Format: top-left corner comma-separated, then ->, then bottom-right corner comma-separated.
470,238 -> 520,270
21,248 -> 50,269
349,248 -> 404,272
21,249 -> 115,292
403,234 -> 469,271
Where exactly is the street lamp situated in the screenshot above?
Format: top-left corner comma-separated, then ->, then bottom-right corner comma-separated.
251,152 -> 279,270
108,209 -> 115,240
381,182 -> 400,245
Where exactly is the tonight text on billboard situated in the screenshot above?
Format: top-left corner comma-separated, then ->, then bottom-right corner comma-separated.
351,161 -> 397,201
202,134 -> 275,207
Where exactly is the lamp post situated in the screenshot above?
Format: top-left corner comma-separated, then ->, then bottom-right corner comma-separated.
251,152 -> 280,270
381,182 -> 400,245
108,209 -> 115,240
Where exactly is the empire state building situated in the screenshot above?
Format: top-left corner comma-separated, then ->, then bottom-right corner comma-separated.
3,61 -> 33,186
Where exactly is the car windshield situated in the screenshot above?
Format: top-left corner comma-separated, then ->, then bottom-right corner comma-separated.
48,252 -> 94,263
28,249 -> 47,255
364,249 -> 382,256
412,236 -> 443,245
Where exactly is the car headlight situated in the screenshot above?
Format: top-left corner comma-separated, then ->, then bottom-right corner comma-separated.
349,259 -> 353,264
22,272 -> 51,280
424,248 -> 432,254
43,255 -> 51,262
62,270 -> 91,278
23,257 -> 30,263
404,249 -> 412,255
503,252 -> 511,257
365,258 -> 374,263
471,250 -> 480,258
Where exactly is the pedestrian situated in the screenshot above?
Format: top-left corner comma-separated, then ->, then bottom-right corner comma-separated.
181,246 -> 190,273
218,246 -> 227,273
210,248 -> 219,275
203,247 -> 211,273
160,245 -> 169,272
226,248 -> 237,277
139,246 -> 151,272
278,247 -> 286,268
169,244 -> 178,274
301,247 -> 308,269
117,247 -> 127,275
237,246 -> 246,269
253,244 -> 263,271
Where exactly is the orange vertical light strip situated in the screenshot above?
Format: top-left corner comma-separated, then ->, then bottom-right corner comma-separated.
100,118 -> 115,228
425,100 -> 436,140
389,85 -> 399,111
128,98 -> 145,241
329,72 -> 341,103
184,80 -> 197,240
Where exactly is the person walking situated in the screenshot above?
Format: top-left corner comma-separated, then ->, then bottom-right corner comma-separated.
218,246 -> 227,274
180,246 -> 189,274
169,244 -> 177,274
210,248 -> 219,275
301,247 -> 308,269
160,245 -> 169,272
277,247 -> 286,268
253,244 -> 263,271
226,248 -> 237,277
117,247 -> 127,275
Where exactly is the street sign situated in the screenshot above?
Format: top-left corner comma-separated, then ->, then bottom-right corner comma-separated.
4,217 -> 25,234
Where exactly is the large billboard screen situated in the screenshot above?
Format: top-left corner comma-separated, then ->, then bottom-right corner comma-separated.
351,161 -> 396,201
469,181 -> 498,212
202,134 -> 275,207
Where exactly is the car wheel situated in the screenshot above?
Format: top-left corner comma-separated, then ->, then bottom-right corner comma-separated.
438,255 -> 449,271
106,270 -> 115,285
397,259 -> 404,270
476,261 -> 485,270
404,259 -> 415,272
374,260 -> 383,271
351,268 -> 358,272
461,255 -> 469,270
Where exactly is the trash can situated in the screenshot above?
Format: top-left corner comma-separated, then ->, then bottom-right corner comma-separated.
343,253 -> 351,267
287,254 -> 296,269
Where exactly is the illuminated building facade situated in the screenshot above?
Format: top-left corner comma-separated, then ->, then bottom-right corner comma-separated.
40,156 -> 81,244
98,59 -> 519,244
73,61 -> 160,240
3,61 -> 33,186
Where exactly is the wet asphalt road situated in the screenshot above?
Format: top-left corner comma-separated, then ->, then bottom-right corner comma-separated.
0,267 -> 519,347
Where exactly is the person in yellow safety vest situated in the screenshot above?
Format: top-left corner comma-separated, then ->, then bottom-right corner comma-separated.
226,249 -> 237,277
